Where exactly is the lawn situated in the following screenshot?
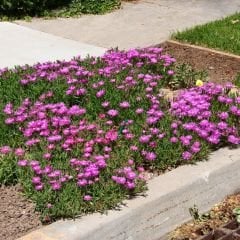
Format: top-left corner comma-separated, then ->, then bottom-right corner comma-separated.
0,48 -> 239,222
172,12 -> 240,55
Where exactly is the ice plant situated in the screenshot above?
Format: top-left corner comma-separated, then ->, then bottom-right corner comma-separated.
0,47 -> 239,221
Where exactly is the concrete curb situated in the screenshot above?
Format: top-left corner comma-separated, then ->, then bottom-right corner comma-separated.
18,147 -> 240,240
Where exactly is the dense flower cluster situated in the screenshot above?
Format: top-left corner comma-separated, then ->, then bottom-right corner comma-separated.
0,47 -> 239,219
171,83 -> 240,145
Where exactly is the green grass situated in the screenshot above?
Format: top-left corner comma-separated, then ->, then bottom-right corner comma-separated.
172,12 -> 240,55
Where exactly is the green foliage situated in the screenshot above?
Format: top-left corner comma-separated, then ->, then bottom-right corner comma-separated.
0,0 -> 121,19
0,0 -> 70,16
189,205 -> 210,222
0,154 -> 18,185
71,0 -> 120,14
233,207 -> 240,223
234,73 -> 240,88
170,63 -> 207,90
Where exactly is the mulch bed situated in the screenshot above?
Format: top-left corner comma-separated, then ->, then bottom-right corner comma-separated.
160,41 -> 240,84
0,185 -> 42,240
169,193 -> 240,240
1,41 -> 240,240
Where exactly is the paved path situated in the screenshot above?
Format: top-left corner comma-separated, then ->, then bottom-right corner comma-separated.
17,0 -> 240,49
0,22 -> 106,68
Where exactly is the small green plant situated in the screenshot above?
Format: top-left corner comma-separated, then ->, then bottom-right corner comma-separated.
189,205 -> 210,222
234,73 -> 240,88
189,205 -> 201,220
169,63 -> 207,90
233,207 -> 240,223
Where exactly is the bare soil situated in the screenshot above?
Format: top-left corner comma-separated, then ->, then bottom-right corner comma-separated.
160,41 -> 240,84
0,185 -> 42,240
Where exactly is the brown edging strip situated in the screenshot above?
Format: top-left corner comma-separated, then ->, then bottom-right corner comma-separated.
167,40 -> 240,60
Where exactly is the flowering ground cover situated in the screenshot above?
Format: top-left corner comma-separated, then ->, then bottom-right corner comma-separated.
0,48 -> 239,222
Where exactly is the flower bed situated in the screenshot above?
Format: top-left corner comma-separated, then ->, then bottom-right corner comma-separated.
0,48 -> 239,222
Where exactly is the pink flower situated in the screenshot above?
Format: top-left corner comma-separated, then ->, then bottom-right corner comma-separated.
68,106 -> 86,116
101,101 -> 110,108
139,135 -> 151,143
119,101 -> 130,108
228,135 -> 240,144
83,195 -> 92,201
190,146 -> 200,153
167,70 -> 174,75
130,145 -> 138,151
76,88 -> 86,96
104,146 -> 112,152
105,130 -> 118,142
112,176 -> 126,185
149,141 -> 157,148
157,133 -> 165,139
137,167 -> 145,172
26,138 -> 40,146
35,184 -> 44,191
78,179 -> 88,187
171,122 -> 178,129
135,108 -> 144,114
218,112 -> 229,120
0,146 -> 11,154
99,113 -> 106,119
47,144 -> 55,150
43,153 -> 52,160
20,79 -> 29,85
182,151 -> 192,160
96,89 -> 105,98
170,137 -> 178,143
3,103 -> 13,115
47,203 -> 52,209
17,160 -> 28,167
107,109 -> 118,117
5,118 -> 15,124
126,181 -> 135,189
51,182 -> 61,191
145,151 -> 156,161
125,133 -> 134,139
47,135 -> 62,142
32,176 -> 41,184
14,148 -> 25,157
128,159 -> 134,165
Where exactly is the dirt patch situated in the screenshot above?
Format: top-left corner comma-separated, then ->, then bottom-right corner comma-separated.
0,185 -> 42,240
169,193 -> 240,240
159,41 -> 240,84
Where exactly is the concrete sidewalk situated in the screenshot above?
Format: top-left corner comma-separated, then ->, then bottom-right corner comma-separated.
17,0 -> 240,49
0,22 -> 106,69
